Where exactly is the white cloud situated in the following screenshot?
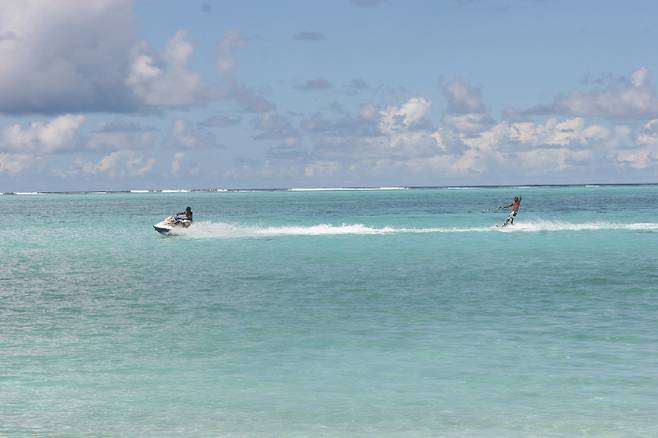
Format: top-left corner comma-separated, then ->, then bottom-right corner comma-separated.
606,118 -> 658,169
442,80 -> 485,113
442,113 -> 491,133
440,79 -> 491,134
164,120 -> 221,149
0,0 -> 138,114
77,150 -> 155,177
612,149 -> 654,169
0,1 -> 217,114
458,117 -> 611,155
517,148 -> 591,174
96,152 -> 127,176
637,119 -> 658,146
87,125 -> 155,151
122,152 -> 155,177
379,97 -> 431,134
508,118 -> 609,147
555,67 -> 658,119
0,153 -> 34,174
126,31 -> 209,107
1,115 -> 85,153
223,90 -> 658,184
306,98 -> 443,162
289,83 -> 635,181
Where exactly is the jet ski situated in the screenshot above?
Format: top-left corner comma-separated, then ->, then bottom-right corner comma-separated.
153,215 -> 192,235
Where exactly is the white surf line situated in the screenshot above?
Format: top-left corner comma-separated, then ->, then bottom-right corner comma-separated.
289,187 -> 407,192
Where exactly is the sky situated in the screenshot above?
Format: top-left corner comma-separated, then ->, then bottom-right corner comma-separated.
2,0 -> 658,191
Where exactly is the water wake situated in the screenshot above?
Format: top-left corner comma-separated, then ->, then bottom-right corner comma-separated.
170,220 -> 658,238
489,221 -> 658,233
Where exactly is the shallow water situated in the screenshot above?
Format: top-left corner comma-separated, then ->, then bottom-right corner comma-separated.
2,186 -> 658,437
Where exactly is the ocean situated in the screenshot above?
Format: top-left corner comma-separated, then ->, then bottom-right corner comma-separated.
2,185 -> 658,437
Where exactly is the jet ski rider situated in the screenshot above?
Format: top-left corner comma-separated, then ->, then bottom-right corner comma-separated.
177,206 -> 193,223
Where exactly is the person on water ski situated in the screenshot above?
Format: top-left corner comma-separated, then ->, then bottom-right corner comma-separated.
500,196 -> 521,227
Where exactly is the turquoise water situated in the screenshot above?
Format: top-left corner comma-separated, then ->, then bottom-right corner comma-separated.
2,186 -> 658,437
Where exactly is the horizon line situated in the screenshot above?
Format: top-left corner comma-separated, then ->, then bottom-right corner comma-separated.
2,182 -> 658,195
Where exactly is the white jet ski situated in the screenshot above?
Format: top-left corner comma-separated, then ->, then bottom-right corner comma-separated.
153,215 -> 192,235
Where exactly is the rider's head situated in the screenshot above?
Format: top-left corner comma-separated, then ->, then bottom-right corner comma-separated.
186,206 -> 191,212
514,196 -> 519,202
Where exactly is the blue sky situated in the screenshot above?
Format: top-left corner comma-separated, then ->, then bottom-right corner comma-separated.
2,0 -> 658,190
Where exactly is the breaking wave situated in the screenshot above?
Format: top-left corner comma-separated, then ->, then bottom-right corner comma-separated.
289,187 -> 407,192
168,220 -> 658,239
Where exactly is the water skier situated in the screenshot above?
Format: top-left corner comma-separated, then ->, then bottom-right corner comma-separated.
500,196 -> 521,227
